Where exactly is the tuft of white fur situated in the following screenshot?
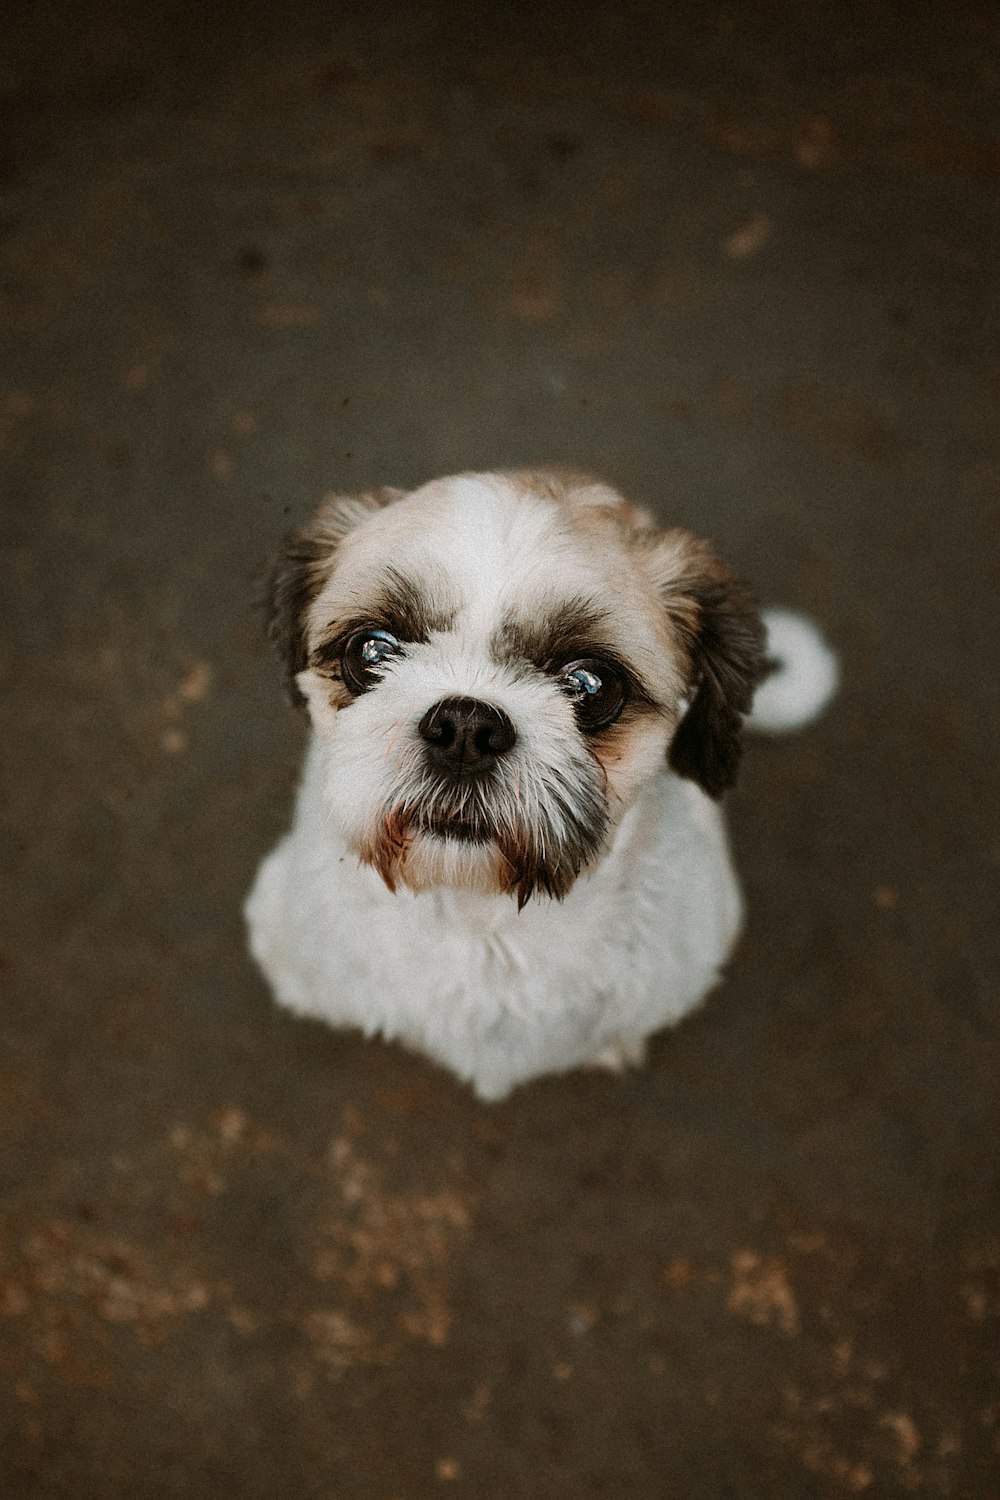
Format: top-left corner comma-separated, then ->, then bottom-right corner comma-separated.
749,610 -> 839,734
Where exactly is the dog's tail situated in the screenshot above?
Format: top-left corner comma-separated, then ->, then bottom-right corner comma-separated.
748,610 -> 839,733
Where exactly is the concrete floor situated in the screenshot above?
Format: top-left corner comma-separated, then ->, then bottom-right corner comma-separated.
1,1 -> 998,1494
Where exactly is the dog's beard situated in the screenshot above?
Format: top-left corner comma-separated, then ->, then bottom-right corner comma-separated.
357,760 -> 609,907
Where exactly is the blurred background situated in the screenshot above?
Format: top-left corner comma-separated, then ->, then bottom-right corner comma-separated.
1,1 -> 997,1495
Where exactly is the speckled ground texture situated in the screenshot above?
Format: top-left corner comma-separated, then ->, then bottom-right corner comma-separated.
1,1 -> 998,1495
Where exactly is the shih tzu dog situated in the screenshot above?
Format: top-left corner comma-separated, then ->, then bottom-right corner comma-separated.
246,470 -> 837,1100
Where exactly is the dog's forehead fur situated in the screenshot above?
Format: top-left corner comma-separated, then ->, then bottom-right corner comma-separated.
307,472 -> 687,696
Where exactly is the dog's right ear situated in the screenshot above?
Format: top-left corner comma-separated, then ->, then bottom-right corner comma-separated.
264,487 -> 405,706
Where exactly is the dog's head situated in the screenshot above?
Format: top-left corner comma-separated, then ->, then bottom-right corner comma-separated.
266,471 -> 765,904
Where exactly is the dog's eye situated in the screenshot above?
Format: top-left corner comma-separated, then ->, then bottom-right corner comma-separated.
557,658 -> 627,730
342,628 -> 403,694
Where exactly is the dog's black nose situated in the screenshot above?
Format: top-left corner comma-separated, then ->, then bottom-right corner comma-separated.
418,696 -> 516,775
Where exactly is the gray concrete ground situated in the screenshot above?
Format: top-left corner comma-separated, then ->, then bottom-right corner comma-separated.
1,1 -> 998,1495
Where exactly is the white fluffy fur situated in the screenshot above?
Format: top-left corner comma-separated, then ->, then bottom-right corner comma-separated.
246,741 -> 742,1100
245,472 -> 836,1100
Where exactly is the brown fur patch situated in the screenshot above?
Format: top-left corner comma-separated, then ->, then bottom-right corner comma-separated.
360,808 -> 413,893
310,564 -> 459,677
492,596 -> 614,674
636,528 -> 710,659
493,823 -> 572,910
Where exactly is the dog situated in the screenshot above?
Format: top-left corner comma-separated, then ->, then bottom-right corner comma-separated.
245,470 -> 837,1100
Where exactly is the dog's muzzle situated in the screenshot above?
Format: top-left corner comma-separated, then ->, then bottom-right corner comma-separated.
361,696 -> 610,905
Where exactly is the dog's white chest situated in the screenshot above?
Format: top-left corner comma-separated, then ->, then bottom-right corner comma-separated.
245,736 -> 742,1099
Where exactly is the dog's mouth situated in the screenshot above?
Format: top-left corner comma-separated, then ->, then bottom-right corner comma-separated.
414,809 -> 494,843
360,762 -> 610,906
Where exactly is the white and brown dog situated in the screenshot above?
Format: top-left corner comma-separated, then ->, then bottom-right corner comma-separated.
246,470 -> 837,1100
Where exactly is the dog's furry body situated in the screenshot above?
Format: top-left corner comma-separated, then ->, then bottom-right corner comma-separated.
247,738 -> 741,1099
246,471 -> 835,1099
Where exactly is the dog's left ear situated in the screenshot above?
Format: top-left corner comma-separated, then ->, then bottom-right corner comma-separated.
647,532 -> 767,798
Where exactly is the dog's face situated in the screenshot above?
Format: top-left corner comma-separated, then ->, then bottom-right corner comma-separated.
266,472 -> 765,904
